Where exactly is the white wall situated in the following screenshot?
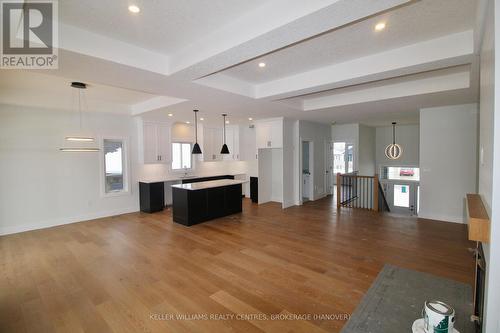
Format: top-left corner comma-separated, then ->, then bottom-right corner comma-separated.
358,125 -> 376,176
419,104 -> 478,223
375,124 -> 420,173
0,104 -> 140,235
299,120 -> 332,202
480,0 -> 500,331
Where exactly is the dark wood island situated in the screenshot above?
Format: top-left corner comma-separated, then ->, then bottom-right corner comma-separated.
171,179 -> 246,226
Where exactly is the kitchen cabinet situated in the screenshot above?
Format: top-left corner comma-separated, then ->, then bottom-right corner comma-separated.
139,182 -> 165,213
255,118 -> 283,149
143,121 -> 170,164
223,125 -> 240,161
202,127 -> 223,161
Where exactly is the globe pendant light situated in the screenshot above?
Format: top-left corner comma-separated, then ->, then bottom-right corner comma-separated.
220,114 -> 230,154
60,82 -> 99,152
385,122 -> 403,160
191,109 -> 202,154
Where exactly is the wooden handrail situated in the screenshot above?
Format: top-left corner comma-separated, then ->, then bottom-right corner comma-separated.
466,194 -> 490,243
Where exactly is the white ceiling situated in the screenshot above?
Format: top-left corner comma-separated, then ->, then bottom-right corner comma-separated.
59,0 -> 268,55
0,71 -> 157,114
223,0 -> 477,84
1,0 -> 485,126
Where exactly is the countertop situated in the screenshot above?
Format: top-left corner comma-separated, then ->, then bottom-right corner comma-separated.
139,173 -> 246,184
171,179 -> 247,191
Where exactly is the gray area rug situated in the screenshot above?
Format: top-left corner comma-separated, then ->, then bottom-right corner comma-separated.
341,264 -> 474,333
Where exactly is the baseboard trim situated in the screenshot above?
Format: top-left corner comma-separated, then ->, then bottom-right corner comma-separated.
418,213 -> 464,224
0,207 -> 139,236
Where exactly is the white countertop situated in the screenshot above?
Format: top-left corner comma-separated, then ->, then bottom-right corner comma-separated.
139,173 -> 245,184
171,179 -> 247,191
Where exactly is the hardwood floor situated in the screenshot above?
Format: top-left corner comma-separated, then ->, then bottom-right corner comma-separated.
0,197 -> 475,333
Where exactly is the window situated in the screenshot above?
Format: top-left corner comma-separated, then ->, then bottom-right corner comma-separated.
380,166 -> 420,181
172,142 -> 192,170
103,139 -> 127,194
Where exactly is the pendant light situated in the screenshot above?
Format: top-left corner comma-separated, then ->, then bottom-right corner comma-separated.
60,82 -> 99,152
385,122 -> 403,160
220,114 -> 230,154
191,109 -> 202,154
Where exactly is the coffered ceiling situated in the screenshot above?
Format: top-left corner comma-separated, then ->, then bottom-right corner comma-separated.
0,0 -> 486,126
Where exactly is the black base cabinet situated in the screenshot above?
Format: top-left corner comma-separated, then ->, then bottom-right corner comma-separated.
250,177 -> 258,203
172,184 -> 242,226
139,182 -> 164,213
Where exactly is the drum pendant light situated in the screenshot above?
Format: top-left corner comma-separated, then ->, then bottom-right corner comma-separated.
220,114 -> 230,154
385,122 -> 403,160
191,109 -> 202,154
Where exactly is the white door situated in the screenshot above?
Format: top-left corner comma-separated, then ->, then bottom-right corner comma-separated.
386,181 -> 419,215
325,141 -> 333,195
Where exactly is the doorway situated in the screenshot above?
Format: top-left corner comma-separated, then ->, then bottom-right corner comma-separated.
301,140 -> 313,202
333,142 -> 354,184
380,166 -> 420,216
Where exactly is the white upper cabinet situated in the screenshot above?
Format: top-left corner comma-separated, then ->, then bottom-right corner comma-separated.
255,118 -> 283,149
202,126 -> 223,161
239,124 -> 257,161
142,121 -> 171,164
223,125 -> 240,161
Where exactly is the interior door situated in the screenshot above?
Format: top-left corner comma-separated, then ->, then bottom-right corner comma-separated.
325,141 -> 333,194
387,182 -> 418,215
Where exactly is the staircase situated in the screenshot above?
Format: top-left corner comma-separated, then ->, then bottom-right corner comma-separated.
336,172 -> 390,212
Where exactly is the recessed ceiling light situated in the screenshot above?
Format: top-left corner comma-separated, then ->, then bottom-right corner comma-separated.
225,120 -> 230,124
167,113 -> 173,117
186,121 -> 190,124
248,117 -> 253,121
200,117 -> 204,121
128,5 -> 140,13
375,22 -> 386,31
258,62 -> 266,68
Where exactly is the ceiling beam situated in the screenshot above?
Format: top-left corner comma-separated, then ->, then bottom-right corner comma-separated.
255,30 -> 474,100
170,0 -> 412,78
302,68 -> 471,111
130,96 -> 188,116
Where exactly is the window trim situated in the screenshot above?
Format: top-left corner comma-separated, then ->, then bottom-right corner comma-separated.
100,136 -> 131,197
171,141 -> 193,172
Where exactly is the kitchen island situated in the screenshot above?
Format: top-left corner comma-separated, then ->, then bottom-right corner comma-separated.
171,179 -> 246,226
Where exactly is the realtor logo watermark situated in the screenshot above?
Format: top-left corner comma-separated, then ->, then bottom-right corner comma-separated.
1,0 -> 58,69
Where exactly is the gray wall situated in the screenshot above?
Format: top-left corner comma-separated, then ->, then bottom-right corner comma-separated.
375,124 -> 420,174
358,125 -> 376,176
419,103 -> 478,223
479,0 -> 500,331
